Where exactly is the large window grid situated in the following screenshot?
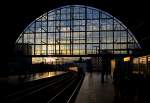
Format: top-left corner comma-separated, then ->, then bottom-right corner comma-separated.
16,5 -> 140,56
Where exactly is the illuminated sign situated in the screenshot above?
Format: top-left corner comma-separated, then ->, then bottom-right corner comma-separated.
124,57 -> 130,62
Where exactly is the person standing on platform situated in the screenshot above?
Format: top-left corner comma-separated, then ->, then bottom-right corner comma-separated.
100,50 -> 112,83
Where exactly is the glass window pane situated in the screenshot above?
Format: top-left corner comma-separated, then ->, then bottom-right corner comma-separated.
16,5 -> 140,56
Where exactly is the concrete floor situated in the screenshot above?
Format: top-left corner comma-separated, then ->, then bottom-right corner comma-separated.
75,72 -> 114,103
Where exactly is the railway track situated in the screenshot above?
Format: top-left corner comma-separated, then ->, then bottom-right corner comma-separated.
2,72 -> 84,103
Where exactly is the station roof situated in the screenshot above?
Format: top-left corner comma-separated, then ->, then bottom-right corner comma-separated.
1,0 -> 149,61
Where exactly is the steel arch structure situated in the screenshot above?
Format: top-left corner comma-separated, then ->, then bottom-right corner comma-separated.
16,5 -> 141,57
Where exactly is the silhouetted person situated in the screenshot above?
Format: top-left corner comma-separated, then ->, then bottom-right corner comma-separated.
113,62 -> 121,98
137,72 -> 145,102
86,59 -> 93,73
78,66 -> 85,76
113,61 -> 127,100
100,50 -> 111,83
101,68 -> 105,83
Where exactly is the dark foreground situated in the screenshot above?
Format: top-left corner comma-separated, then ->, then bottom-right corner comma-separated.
1,72 -> 84,103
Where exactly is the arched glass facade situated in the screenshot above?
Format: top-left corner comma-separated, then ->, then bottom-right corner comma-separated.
16,5 -> 140,56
